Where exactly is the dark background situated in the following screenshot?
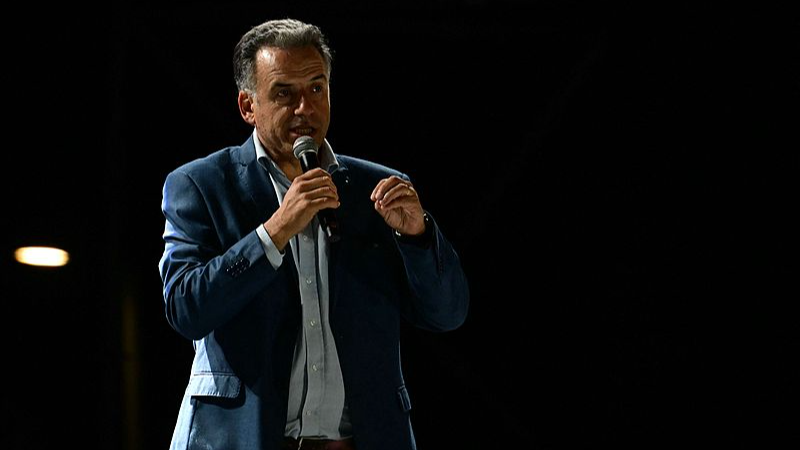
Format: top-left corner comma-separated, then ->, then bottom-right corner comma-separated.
3,1 -> 798,449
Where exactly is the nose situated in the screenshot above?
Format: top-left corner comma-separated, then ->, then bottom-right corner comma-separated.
294,93 -> 315,117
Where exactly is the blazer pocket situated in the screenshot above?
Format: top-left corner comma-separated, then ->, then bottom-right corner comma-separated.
397,384 -> 412,412
186,372 -> 241,398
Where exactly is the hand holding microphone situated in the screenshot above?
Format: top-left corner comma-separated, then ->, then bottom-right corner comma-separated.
262,137 -> 341,250
292,136 -> 341,242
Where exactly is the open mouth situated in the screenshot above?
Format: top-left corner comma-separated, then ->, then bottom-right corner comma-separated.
290,127 -> 315,136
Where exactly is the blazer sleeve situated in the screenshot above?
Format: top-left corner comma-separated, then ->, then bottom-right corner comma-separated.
395,212 -> 470,332
158,169 -> 278,340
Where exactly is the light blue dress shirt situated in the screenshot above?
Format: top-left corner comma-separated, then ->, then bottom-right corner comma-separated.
251,131 -> 352,439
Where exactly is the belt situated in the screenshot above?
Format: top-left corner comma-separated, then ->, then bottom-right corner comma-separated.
283,437 -> 355,450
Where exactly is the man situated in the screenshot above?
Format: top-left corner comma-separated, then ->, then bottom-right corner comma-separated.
158,18 -> 469,450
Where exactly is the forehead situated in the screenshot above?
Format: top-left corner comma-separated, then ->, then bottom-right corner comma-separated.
255,46 -> 327,83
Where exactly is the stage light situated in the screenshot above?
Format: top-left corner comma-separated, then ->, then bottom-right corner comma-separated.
14,246 -> 70,267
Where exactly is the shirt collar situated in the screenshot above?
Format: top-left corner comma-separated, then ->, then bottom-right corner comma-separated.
253,128 -> 339,178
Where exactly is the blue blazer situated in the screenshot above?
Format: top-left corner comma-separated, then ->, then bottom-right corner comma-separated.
159,136 -> 469,450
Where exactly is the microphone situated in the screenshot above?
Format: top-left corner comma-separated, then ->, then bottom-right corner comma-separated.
292,136 -> 341,242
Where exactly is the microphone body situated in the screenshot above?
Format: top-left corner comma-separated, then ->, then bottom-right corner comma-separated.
292,136 -> 341,242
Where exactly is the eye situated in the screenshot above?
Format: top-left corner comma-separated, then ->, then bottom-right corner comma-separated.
277,88 -> 290,98
312,84 -> 324,94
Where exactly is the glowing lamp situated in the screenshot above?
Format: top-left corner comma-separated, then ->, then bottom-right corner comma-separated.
14,246 -> 70,267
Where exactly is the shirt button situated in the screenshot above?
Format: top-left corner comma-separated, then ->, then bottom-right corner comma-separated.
312,364 -> 319,372
303,235 -> 309,242
306,277 -> 312,285
306,411 -> 313,416
309,320 -> 316,327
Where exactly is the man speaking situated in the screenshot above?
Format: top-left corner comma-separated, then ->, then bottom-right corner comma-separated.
158,18 -> 469,450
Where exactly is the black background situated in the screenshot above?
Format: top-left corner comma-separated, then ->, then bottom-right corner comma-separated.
3,1 -> 798,449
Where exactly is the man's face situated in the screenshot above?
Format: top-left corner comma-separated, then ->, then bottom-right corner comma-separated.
250,45 -> 330,158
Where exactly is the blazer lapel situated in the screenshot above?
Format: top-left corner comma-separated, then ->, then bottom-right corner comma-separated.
233,136 -> 299,283
234,136 -> 279,226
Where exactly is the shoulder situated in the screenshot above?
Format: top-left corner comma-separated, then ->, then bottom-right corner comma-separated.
166,138 -> 253,185
170,147 -> 237,181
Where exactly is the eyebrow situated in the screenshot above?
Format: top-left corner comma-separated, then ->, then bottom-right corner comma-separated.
272,74 -> 328,89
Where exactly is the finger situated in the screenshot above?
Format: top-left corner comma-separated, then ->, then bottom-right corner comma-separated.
308,184 -> 339,201
294,167 -> 329,184
371,176 -> 405,201
292,183 -> 337,204
370,178 -> 389,201
298,188 -> 339,216
298,167 -> 329,178
378,183 -> 417,208
377,195 -> 420,213
294,171 -> 337,194
312,195 -> 340,210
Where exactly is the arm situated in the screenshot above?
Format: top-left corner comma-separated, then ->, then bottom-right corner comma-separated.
158,170 -> 279,340
395,213 -> 470,331
371,175 -> 469,331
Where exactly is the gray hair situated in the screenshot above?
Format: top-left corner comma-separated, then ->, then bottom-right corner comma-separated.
233,18 -> 333,94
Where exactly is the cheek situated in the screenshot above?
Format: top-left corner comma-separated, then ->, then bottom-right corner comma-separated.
256,107 -> 284,130
259,108 -> 293,148
318,96 -> 331,113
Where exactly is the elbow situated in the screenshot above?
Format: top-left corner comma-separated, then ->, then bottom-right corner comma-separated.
164,288 -> 213,341
419,289 -> 470,332
441,273 -> 470,331
419,311 -> 467,332
442,297 -> 470,331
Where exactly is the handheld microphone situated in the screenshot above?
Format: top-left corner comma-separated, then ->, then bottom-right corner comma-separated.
292,136 -> 341,242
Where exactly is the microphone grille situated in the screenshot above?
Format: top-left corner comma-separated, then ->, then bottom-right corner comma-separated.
292,136 -> 318,159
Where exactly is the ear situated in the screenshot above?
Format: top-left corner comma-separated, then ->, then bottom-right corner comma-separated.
237,91 -> 256,126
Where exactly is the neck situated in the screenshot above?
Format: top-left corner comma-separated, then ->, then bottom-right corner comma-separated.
277,159 -> 303,181
260,139 -> 303,181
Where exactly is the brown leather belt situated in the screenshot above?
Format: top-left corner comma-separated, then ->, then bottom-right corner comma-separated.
283,437 -> 355,450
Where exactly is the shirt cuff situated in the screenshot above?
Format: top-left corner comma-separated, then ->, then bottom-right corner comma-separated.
256,224 -> 284,269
